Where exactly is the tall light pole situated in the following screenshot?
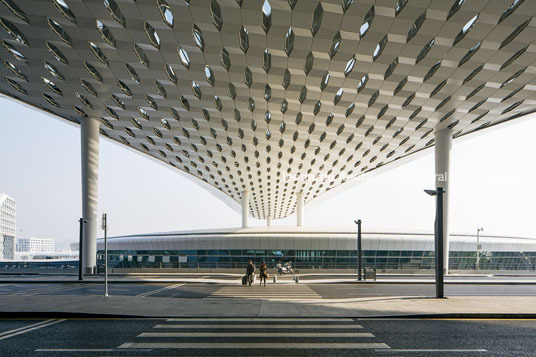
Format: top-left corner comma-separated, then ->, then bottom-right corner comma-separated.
78,218 -> 87,281
476,227 -> 484,270
101,213 -> 109,297
354,219 -> 362,281
425,188 -> 445,299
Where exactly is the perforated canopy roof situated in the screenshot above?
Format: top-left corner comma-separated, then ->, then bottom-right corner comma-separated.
0,0 -> 535,219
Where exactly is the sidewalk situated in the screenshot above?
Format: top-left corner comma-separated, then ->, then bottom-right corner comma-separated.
0,293 -> 534,318
1,274 -> 536,285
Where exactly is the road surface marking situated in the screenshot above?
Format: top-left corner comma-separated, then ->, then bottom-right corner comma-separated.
139,332 -> 374,337
154,324 -> 363,329
376,349 -> 487,352
119,342 -> 389,349
11,284 -> 99,296
35,349 -> 152,352
0,320 -> 53,337
135,283 -> 184,297
206,285 -> 322,299
166,318 -> 354,322
0,319 -> 65,340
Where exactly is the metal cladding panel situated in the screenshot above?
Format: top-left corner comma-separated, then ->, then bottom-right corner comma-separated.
367,237 -> 379,250
2,1 -> 536,221
251,235 -> 262,250
311,235 -> 321,250
237,235 -> 247,250
160,237 -> 173,250
209,235 -> 223,250
287,235 -> 296,250
305,233 -> 314,251
184,236 -> 193,250
317,236 -> 329,250
200,235 -> 209,250
260,235 -> 269,249
174,236 -> 184,250
378,237 -> 387,251
277,237 -> 287,249
328,235 -> 337,250
401,236 -> 410,251
157,237 -> 165,251
206,235 -> 216,250
100,230 -> 536,253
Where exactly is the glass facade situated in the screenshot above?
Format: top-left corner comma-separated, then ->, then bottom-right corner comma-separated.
96,249 -> 536,271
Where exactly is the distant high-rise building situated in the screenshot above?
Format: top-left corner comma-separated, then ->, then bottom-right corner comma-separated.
0,194 -> 16,260
16,237 -> 54,254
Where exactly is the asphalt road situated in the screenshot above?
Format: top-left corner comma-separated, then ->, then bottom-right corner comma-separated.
0,317 -> 534,356
0,282 -> 535,300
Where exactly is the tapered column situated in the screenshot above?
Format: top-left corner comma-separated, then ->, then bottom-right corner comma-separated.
296,191 -> 304,227
241,190 -> 249,228
81,117 -> 99,274
435,129 -> 451,274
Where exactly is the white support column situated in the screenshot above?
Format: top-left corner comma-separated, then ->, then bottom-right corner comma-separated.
241,190 -> 249,228
81,117 -> 99,275
296,191 -> 304,227
266,214 -> 271,227
435,128 -> 451,275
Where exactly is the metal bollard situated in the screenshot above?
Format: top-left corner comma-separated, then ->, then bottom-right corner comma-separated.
273,275 -> 277,283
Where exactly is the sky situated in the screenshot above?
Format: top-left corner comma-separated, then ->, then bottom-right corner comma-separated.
1,97 -> 535,250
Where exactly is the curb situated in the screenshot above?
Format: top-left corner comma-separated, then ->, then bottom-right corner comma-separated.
0,311 -> 534,319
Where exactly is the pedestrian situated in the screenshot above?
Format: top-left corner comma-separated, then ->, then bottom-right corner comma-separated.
259,261 -> 268,287
246,260 -> 255,286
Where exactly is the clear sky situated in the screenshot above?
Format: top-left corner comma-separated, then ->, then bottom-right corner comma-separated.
0,97 -> 535,250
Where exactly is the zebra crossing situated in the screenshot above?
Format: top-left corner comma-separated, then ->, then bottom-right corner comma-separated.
206,284 -> 322,300
117,317 -> 391,354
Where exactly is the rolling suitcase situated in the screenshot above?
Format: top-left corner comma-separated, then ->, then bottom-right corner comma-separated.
242,275 -> 248,285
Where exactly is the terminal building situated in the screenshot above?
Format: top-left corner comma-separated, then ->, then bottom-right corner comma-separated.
93,227 -> 536,271
0,194 -> 16,260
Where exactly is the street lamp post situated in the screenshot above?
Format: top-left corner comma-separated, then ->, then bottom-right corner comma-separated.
78,218 -> 87,281
101,213 -> 109,297
425,187 -> 445,299
354,219 -> 362,281
476,227 -> 484,270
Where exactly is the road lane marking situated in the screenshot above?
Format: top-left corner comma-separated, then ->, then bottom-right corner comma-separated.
36,349 -> 114,352
22,284 -> 101,296
7,284 -> 99,296
376,349 -> 487,353
35,349 -> 152,352
139,332 -> 374,337
135,283 -> 184,297
335,287 -> 370,289
154,324 -> 363,329
119,342 -> 389,349
0,319 -> 65,340
166,318 -> 354,322
0,320 -> 53,337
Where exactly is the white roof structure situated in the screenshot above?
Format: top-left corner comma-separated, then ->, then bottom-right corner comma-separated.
0,0 -> 535,220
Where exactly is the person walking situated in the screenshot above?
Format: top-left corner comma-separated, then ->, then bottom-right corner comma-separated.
259,261 -> 268,287
246,260 -> 255,286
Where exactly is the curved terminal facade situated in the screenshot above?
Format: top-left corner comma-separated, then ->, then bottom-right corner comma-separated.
2,1 -> 536,273
94,227 -> 536,271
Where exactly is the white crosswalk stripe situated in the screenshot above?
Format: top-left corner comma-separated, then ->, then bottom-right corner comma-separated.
116,317 -> 391,352
206,284 -> 322,300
